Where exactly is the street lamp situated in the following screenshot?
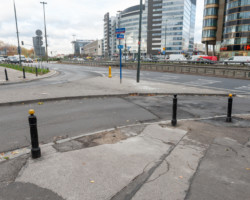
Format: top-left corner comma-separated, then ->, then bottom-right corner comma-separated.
13,0 -> 22,67
137,0 -> 143,83
40,2 -> 48,62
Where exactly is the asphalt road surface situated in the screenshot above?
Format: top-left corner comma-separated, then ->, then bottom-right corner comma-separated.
0,95 -> 249,153
3,63 -> 250,94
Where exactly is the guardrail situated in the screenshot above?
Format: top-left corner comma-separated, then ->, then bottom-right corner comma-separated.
62,60 -> 250,80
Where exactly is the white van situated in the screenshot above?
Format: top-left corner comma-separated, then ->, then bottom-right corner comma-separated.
224,56 -> 250,65
168,54 -> 186,61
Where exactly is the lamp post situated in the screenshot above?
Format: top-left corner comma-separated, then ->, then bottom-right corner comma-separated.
13,0 -> 22,67
137,0 -> 143,83
40,2 -> 48,63
164,19 -> 169,59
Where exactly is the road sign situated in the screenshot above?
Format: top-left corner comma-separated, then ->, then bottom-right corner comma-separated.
116,28 -> 126,34
118,45 -> 124,49
127,46 -> 131,50
117,34 -> 124,39
162,51 -> 166,55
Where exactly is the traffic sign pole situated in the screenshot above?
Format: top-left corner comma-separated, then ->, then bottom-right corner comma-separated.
120,48 -> 122,84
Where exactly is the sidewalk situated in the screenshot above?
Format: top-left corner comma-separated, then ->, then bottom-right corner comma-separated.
0,66 -> 56,85
0,74 -> 228,105
0,117 -> 249,200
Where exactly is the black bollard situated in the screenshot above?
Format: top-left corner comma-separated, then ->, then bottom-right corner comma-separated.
23,67 -> 26,79
171,94 -> 178,126
36,67 -> 38,76
226,94 -> 233,122
28,109 -> 41,159
5,68 -> 8,81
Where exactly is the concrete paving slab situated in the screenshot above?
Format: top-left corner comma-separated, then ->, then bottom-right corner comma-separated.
0,182 -> 65,200
16,125 -> 186,200
132,136 -> 207,200
186,137 -> 250,200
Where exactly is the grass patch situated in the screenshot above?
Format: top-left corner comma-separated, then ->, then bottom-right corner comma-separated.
0,63 -> 50,75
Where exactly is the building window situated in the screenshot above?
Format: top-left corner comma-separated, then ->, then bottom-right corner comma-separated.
205,0 -> 219,5
202,29 -> 216,38
203,18 -> 217,27
204,7 -> 218,16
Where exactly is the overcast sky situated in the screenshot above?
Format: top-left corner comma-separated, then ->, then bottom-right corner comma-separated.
0,0 -> 204,55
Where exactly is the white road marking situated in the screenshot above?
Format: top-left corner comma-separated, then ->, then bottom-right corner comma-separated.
185,79 -> 221,86
235,85 -> 250,91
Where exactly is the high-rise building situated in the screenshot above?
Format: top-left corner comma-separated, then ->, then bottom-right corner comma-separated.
202,0 -> 250,59
147,0 -> 196,55
104,0 -> 196,58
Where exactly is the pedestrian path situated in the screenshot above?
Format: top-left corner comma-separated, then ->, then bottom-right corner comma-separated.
0,66 -> 56,85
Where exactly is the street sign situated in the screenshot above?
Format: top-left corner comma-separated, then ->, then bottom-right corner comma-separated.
116,28 -> 126,34
127,46 -> 131,50
118,45 -> 124,49
117,34 -> 124,39
162,51 -> 166,55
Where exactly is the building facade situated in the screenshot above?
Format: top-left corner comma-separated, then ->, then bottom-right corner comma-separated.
81,40 -> 103,56
202,0 -> 250,58
104,0 -> 197,58
72,40 -> 93,56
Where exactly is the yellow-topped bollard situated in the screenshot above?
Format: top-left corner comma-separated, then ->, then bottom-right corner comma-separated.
109,66 -> 112,78
229,93 -> 233,97
29,109 -> 35,115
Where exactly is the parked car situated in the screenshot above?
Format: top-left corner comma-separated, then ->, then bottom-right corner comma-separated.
25,57 -> 33,63
0,57 -> 5,63
196,58 -> 216,64
142,57 -> 152,62
7,56 -> 19,64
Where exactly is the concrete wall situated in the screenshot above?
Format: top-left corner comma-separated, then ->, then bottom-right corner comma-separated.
65,61 -> 250,80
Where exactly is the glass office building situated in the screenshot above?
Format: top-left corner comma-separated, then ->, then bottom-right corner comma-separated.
202,0 -> 250,58
104,0 -> 197,57
147,0 -> 196,55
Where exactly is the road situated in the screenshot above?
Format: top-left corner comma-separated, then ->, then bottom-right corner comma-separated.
1,63 -> 250,152
0,95 -> 249,153
3,63 -> 250,94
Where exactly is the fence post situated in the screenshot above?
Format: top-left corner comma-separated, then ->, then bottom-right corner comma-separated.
28,109 -> 41,159
23,67 -> 26,79
5,68 -> 8,81
171,94 -> 178,126
226,94 -> 233,122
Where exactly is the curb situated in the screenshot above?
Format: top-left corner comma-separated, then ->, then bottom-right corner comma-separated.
1,113 -> 249,162
0,92 -> 234,107
0,70 -> 58,86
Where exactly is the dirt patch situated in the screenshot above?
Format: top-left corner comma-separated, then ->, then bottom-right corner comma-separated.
53,129 -> 129,152
76,129 -> 128,147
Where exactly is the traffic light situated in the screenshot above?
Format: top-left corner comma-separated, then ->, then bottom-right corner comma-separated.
21,41 -> 24,45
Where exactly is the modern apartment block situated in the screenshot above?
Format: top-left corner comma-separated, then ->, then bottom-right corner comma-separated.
202,0 -> 250,58
104,0 -> 197,58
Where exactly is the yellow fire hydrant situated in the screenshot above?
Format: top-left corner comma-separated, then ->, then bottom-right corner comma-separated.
109,66 -> 112,78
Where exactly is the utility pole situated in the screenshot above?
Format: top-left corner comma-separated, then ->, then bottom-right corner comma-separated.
137,0 -> 143,83
13,0 -> 22,67
164,25 -> 167,59
40,2 -> 48,63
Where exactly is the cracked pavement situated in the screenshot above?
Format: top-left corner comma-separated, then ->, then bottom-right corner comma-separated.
1,116 -> 249,200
